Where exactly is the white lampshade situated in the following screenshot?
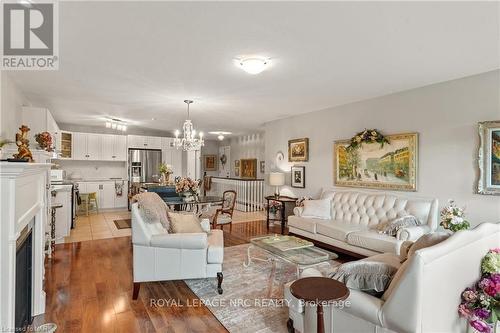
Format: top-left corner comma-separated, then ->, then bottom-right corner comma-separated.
269,172 -> 285,186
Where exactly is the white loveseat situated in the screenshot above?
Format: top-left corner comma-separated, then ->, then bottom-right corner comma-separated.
131,203 -> 224,299
285,223 -> 500,333
289,189 -> 438,257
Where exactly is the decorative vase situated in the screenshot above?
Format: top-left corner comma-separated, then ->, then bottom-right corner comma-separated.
160,173 -> 170,185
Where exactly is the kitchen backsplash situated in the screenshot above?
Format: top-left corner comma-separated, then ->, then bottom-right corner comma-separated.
57,160 -> 127,180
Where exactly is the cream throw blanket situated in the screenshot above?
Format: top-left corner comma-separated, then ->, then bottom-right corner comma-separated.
132,192 -> 170,231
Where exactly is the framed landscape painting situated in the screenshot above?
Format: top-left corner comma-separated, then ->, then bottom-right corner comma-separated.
478,121 -> 500,195
204,155 -> 217,171
333,133 -> 418,191
288,138 -> 309,162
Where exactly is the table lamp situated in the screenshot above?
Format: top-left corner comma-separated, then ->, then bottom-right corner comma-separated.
269,172 -> 285,198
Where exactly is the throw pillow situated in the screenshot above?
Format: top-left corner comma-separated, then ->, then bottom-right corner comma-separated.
376,215 -> 421,236
382,232 -> 450,300
301,199 -> 331,219
329,261 -> 398,296
132,192 -> 171,231
168,212 -> 204,234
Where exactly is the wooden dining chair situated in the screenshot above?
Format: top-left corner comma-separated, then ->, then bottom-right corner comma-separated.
211,190 -> 237,231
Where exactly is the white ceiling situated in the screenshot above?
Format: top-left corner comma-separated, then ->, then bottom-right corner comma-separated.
8,1 -> 499,138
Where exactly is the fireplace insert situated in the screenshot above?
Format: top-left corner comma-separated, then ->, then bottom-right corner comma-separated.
15,226 -> 33,329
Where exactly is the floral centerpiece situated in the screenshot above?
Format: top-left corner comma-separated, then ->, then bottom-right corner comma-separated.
440,199 -> 470,232
268,201 -> 282,218
458,248 -> 500,333
346,129 -> 389,151
175,177 -> 200,200
35,131 -> 54,152
158,163 -> 173,184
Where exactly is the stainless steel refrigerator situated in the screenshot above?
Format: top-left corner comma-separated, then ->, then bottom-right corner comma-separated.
128,149 -> 162,183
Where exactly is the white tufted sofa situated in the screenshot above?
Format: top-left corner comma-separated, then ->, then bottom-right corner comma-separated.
288,189 -> 438,257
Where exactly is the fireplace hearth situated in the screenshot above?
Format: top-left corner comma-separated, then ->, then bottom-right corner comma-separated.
15,226 -> 33,329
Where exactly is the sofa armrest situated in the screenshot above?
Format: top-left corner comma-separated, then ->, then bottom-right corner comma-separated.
150,232 -> 208,249
293,207 -> 304,217
342,289 -> 384,327
396,225 -> 431,241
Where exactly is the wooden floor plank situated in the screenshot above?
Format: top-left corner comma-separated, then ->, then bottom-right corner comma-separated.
33,220 -> 350,332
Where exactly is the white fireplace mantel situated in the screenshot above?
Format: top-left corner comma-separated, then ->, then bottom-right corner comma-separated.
0,162 -> 51,330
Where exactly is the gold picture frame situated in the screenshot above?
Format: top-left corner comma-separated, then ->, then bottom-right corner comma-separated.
203,155 -> 217,171
478,121 -> 500,195
288,138 -> 309,162
240,158 -> 257,179
333,133 -> 418,191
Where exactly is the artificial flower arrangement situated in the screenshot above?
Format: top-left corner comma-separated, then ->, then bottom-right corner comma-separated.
346,129 -> 390,151
175,177 -> 200,197
440,199 -> 470,232
458,248 -> 500,333
35,131 -> 54,152
268,200 -> 282,216
158,162 -> 173,175
296,196 -> 313,207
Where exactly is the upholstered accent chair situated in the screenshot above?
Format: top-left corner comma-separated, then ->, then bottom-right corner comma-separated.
209,190 -> 237,231
131,202 -> 224,300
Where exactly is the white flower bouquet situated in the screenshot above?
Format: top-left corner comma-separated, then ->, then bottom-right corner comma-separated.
440,199 -> 470,232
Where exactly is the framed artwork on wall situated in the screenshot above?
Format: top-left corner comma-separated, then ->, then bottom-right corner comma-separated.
240,158 -> 257,179
204,155 -> 217,171
288,138 -> 309,162
478,121 -> 500,195
291,166 -> 305,188
260,161 -> 265,173
333,132 -> 418,191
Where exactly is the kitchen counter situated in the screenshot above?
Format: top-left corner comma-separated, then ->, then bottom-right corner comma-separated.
69,178 -> 127,182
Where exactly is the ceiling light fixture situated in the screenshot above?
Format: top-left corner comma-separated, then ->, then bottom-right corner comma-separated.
238,57 -> 269,75
208,131 -> 232,141
104,118 -> 127,132
173,100 -> 204,151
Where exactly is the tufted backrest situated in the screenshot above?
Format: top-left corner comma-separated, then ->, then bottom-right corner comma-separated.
320,189 -> 438,229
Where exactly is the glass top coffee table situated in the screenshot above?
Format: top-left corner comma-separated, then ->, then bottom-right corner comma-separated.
244,235 -> 338,277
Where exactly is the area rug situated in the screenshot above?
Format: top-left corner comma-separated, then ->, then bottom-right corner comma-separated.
185,244 -> 340,333
113,218 -> 131,229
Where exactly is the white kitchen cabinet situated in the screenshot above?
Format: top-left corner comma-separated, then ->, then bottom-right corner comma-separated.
128,135 -> 162,149
51,185 -> 72,244
77,180 -> 128,209
100,182 -> 115,209
72,132 -> 101,160
100,134 -> 127,161
161,137 -> 183,178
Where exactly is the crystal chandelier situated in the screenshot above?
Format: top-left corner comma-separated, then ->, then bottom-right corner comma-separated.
174,100 -> 204,151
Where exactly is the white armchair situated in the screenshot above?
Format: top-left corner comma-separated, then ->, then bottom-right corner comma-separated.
131,203 -> 224,299
285,223 -> 500,333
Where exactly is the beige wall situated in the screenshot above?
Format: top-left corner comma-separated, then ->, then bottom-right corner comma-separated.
0,72 -> 30,142
265,70 -> 500,226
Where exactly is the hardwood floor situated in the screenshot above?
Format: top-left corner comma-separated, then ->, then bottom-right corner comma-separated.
35,220 -> 354,332
35,220 -> 286,332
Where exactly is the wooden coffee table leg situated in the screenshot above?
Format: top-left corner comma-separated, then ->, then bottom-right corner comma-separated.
317,303 -> 324,333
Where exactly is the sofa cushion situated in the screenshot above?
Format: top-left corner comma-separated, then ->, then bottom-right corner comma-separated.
316,222 -> 365,241
301,199 -> 331,219
376,215 -> 421,236
207,230 -> 224,264
347,231 -> 401,254
288,216 -> 326,233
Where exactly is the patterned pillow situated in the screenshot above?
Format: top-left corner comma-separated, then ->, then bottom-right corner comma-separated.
168,212 -> 204,233
330,261 -> 398,296
376,215 -> 421,236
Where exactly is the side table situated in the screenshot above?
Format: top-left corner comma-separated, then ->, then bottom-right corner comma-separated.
265,195 -> 297,234
289,277 -> 350,333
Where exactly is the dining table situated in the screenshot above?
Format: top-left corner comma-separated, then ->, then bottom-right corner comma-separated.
163,195 -> 224,215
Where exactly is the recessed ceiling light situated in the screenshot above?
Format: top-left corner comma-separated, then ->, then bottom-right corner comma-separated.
238,57 -> 269,75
